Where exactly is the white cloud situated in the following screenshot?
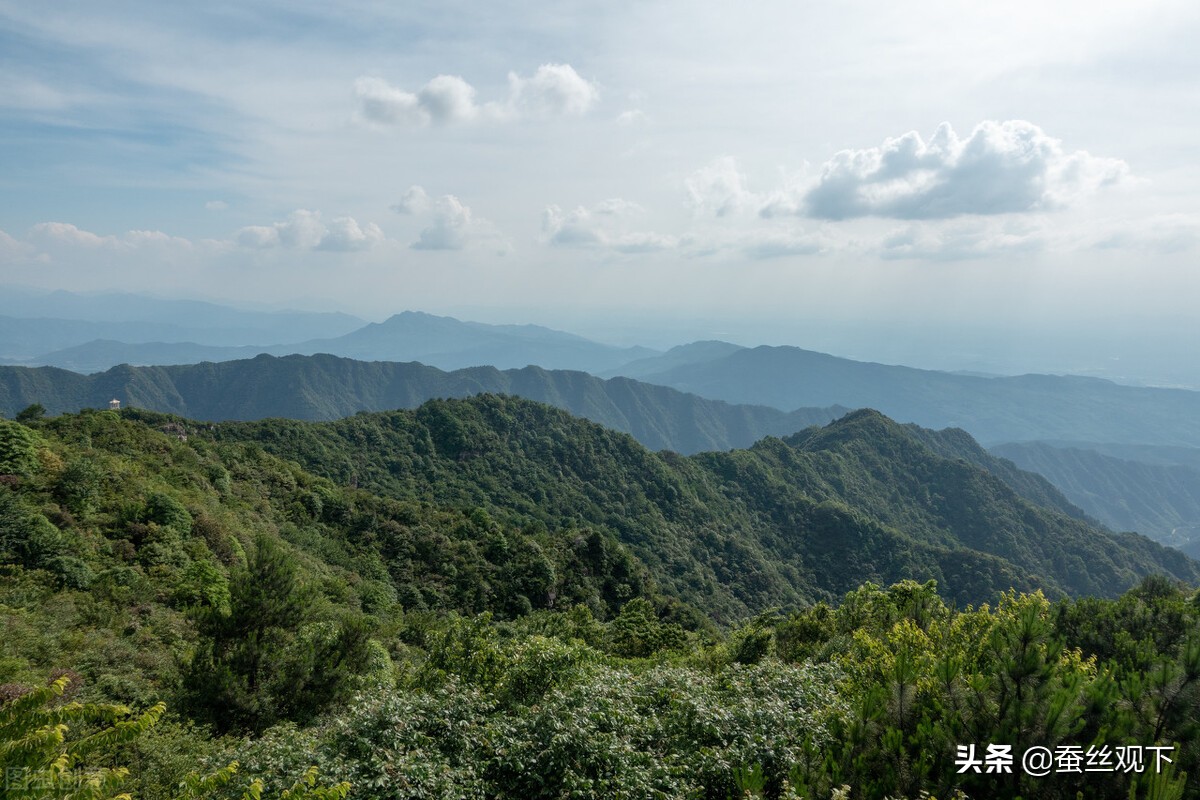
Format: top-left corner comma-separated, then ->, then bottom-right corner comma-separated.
395,190 -> 504,251
412,195 -> 474,251
542,200 -> 675,253
235,210 -> 382,252
794,121 -> 1128,220
354,76 -> 426,126
236,225 -> 280,249
416,75 -> 479,124
205,200 -> 228,211
355,64 -> 598,128
508,64 -> 598,117
391,185 -> 431,215
543,205 -> 604,247
0,229 -> 36,260
318,217 -> 384,252
125,229 -> 193,248
685,157 -> 758,217
275,209 -> 326,249
29,221 -> 119,248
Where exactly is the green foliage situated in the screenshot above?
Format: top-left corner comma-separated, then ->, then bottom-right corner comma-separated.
606,597 -> 687,658
15,404 -> 47,424
213,397 -> 1199,615
56,458 -> 104,517
3,401 -> 1200,800
143,492 -> 192,533
773,580 -> 1200,800
179,762 -> 350,800
183,535 -> 372,733
0,419 -> 41,477
0,675 -> 164,800
230,657 -> 844,800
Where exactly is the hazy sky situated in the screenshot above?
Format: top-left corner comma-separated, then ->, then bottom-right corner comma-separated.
1,1 -> 1198,373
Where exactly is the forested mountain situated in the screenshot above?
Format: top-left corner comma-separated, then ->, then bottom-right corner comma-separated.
0,354 -> 844,454
615,343 -> 1200,446
992,441 -> 1200,557
900,424 -> 1089,521
6,400 -> 1200,800
209,397 -> 1198,611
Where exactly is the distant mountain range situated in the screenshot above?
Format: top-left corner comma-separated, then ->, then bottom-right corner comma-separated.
8,290 -> 1200,558
608,344 -> 1200,447
0,287 -> 364,356
3,295 -> 660,374
0,354 -> 845,455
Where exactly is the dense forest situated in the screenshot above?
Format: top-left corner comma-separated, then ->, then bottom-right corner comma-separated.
2,402 -> 1198,799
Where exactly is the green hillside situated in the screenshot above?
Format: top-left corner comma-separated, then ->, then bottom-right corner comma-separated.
209,398 -> 1198,610
0,354 -> 844,454
4,402 -> 1200,799
993,441 -> 1200,556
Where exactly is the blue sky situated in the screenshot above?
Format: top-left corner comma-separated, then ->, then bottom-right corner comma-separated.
1,0 -> 1199,379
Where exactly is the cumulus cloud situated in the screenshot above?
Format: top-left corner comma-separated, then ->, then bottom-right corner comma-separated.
355,64 -> 597,128
392,187 -> 505,252
542,206 -> 604,247
542,200 -> 675,253
14,222 -> 212,265
391,185 -> 431,215
685,157 -> 758,217
787,121 -> 1128,220
0,229 -> 36,260
508,64 -> 598,117
318,217 -> 385,252
235,225 -> 280,249
412,195 -> 474,251
124,230 -> 193,248
29,221 -> 119,248
235,210 -> 382,252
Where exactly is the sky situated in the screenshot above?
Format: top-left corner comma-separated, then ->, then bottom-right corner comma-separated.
1,1 -> 1199,381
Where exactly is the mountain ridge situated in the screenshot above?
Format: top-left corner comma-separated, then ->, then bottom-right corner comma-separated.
614,343 -> 1200,446
0,353 -> 844,455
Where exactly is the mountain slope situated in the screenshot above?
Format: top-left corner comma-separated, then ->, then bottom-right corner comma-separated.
601,340 -> 746,379
209,397 -> 1200,611
992,441 -> 1200,556
621,344 -> 1200,446
0,354 -> 845,455
902,424 -> 1089,521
